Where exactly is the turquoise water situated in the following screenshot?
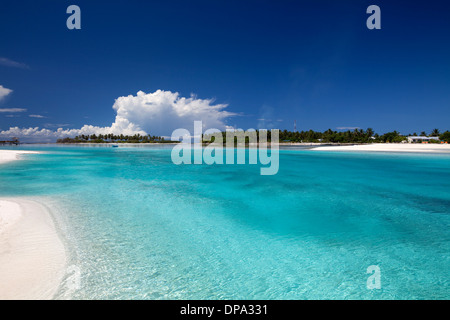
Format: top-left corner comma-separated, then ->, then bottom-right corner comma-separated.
0,145 -> 449,299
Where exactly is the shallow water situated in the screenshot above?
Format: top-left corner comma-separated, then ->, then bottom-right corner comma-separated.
0,145 -> 449,299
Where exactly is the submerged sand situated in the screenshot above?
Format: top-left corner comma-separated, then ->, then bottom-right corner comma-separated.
0,150 -> 40,164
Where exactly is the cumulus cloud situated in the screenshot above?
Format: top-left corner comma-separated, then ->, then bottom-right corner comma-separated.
0,85 -> 13,101
0,90 -> 236,142
113,90 -> 235,133
29,114 -> 46,118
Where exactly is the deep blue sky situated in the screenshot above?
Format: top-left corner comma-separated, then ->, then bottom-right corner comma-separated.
1,0 -> 450,136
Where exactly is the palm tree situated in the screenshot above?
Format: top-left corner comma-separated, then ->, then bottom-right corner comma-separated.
430,128 -> 440,137
365,128 -> 374,143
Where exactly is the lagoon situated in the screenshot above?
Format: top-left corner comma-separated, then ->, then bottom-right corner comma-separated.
0,145 -> 449,299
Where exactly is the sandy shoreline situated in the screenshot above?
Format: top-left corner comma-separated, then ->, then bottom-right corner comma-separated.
311,143 -> 450,153
0,198 -> 67,300
0,150 -> 67,299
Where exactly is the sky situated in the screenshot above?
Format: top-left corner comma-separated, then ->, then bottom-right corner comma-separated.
1,0 -> 450,141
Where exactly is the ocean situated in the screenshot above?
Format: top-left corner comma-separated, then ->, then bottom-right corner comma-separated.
0,145 -> 449,299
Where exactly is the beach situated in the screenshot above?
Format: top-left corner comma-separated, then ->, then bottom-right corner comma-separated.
0,150 -> 67,299
0,198 -> 67,299
311,143 -> 450,153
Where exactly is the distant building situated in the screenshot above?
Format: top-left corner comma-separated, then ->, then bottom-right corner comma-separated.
407,136 -> 440,143
0,137 -> 20,145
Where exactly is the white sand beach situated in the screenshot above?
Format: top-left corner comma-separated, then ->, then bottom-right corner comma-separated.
0,150 -> 40,164
0,198 -> 67,300
0,198 -> 67,299
0,150 -> 66,299
312,143 -> 450,153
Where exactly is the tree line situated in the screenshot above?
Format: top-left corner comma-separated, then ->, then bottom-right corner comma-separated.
57,133 -> 169,144
204,128 -> 450,144
56,128 -> 450,144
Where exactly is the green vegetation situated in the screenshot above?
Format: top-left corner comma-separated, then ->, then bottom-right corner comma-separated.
57,133 -> 170,144
57,129 -> 450,145
430,128 -> 441,137
440,131 -> 450,142
203,128 -> 409,144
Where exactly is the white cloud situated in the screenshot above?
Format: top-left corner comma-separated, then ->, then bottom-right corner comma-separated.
0,108 -> 27,113
110,90 -> 235,134
0,57 -> 29,69
29,114 -> 46,118
336,126 -> 360,130
0,85 -> 13,101
44,123 -> 71,128
0,90 -> 236,142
